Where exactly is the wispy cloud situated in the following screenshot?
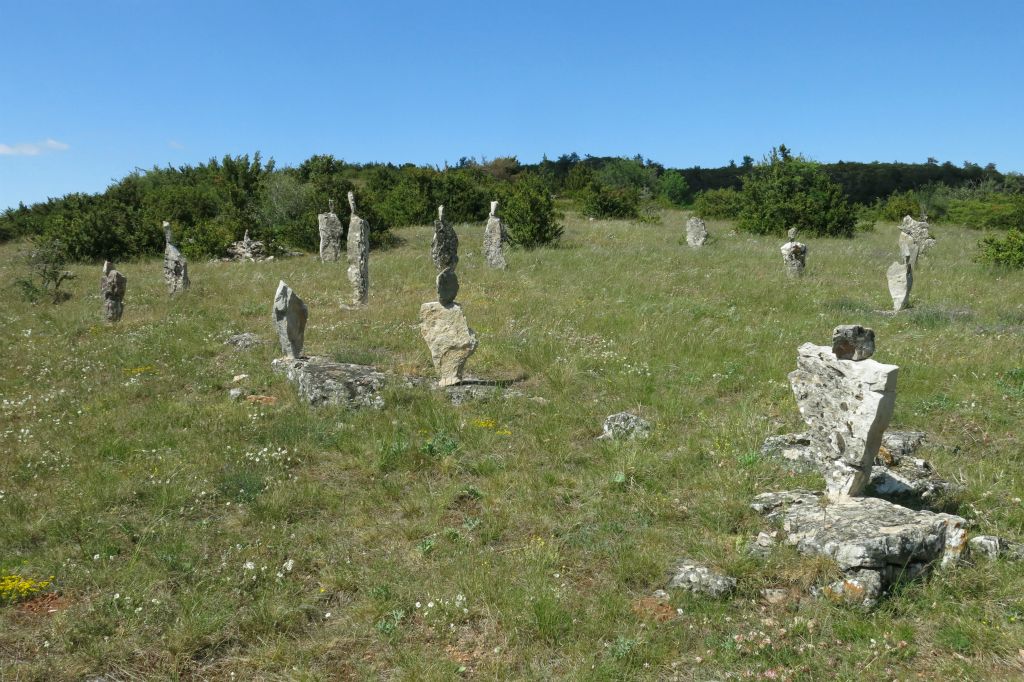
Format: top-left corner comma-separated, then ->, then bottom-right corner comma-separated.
0,138 -> 70,156
168,140 -> 184,149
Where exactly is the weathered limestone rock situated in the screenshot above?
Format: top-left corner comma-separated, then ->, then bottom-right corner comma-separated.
788,343 -> 898,499
868,431 -> 955,505
226,230 -> 270,262
100,261 -> 127,323
271,356 -> 387,409
899,216 -> 936,269
431,205 -> 459,271
667,559 -> 736,597
318,203 -> 343,262
686,216 -> 708,248
831,325 -> 875,361
598,412 -> 652,441
887,259 -> 913,312
780,229 -> 807,277
419,302 -> 477,387
346,191 -> 369,306
483,201 -> 507,269
272,281 -> 307,358
752,489 -> 968,608
162,221 -> 190,294
436,268 -> 459,306
225,332 -> 263,350
968,535 -> 1024,561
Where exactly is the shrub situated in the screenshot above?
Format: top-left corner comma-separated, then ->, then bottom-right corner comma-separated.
14,236 -> 75,303
946,196 -> 1024,230
578,183 -> 640,219
180,214 -> 238,260
499,172 -> 563,248
658,170 -> 690,206
692,188 -> 744,219
977,229 -> 1024,268
881,190 -> 921,222
738,147 -> 856,237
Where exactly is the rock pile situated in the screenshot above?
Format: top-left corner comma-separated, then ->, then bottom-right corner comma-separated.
100,261 -> 127,323
226,231 -> 270,262
483,200 -> 508,269
686,216 -> 708,248
780,227 -> 807,277
346,191 -> 369,306
162,221 -> 190,294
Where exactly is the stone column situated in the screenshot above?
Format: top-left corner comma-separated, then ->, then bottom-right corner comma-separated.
273,281 -> 308,358
483,200 -> 508,269
318,201 -> 343,263
162,221 -> 190,294
781,228 -> 807,278
100,261 -> 127,322
887,258 -> 913,312
686,216 -> 708,248
346,191 -> 369,306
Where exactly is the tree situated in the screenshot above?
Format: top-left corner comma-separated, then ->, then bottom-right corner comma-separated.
658,170 -> 690,206
737,147 -> 856,237
499,172 -> 563,248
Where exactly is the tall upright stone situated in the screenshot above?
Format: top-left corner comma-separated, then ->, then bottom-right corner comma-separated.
483,200 -> 508,269
898,216 -> 935,269
887,258 -> 913,312
346,191 -> 369,306
686,216 -> 708,248
421,204 -> 477,386
788,340 -> 899,499
273,281 -> 308,358
780,227 -> 807,277
162,221 -> 190,294
318,200 -> 343,263
100,261 -> 127,323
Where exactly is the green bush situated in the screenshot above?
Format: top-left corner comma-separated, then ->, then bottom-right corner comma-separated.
499,172 -> 563,248
658,170 -> 690,206
578,183 -> 640,219
14,236 -> 75,303
978,229 -> 1024,268
881,190 -> 921,222
180,214 -> 239,260
946,196 -> 1024,230
692,188 -> 744,219
738,147 -> 856,237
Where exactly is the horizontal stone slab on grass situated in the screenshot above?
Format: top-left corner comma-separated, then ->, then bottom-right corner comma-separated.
271,356 -> 388,409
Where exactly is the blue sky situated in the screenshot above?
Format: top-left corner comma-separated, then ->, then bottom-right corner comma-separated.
2,0 -> 1022,210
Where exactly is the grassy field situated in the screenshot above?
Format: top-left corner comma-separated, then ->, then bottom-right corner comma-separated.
2,209 -> 1024,680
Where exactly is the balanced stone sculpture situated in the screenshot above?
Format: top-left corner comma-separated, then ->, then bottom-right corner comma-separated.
686,216 -> 708,248
788,338 -> 898,499
780,227 -> 807,277
162,221 -> 190,294
831,324 -> 875,361
346,191 -> 369,306
100,261 -> 127,323
887,257 -> 913,312
318,199 -> 343,263
421,204 -> 477,386
483,200 -> 507,269
273,281 -> 308,358
898,216 -> 935,269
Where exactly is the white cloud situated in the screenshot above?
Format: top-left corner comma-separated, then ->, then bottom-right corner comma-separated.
0,138 -> 70,156
168,140 -> 185,149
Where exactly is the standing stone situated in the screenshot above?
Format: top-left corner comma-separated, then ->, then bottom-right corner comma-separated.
437,268 -> 459,306
780,228 -> 807,277
162,221 -> 190,294
318,201 -> 343,263
431,205 -> 459,271
100,261 -> 127,323
419,302 -> 477,387
483,201 -> 507,269
686,216 -> 708,248
346,191 -> 369,306
898,216 -> 935,269
831,325 -> 875,361
789,342 -> 899,499
273,281 -> 308,358
887,258 -> 913,312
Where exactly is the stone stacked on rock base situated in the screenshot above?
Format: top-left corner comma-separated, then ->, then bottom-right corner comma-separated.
483,201 -> 507,269
780,228 -> 807,277
898,215 -> 936,269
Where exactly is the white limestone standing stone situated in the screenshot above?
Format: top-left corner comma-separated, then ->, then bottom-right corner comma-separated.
419,302 -> 477,387
788,343 -> 899,499
273,281 -> 308,358
483,200 -> 508,269
162,221 -> 190,294
686,216 -> 708,248
318,204 -> 344,262
100,261 -> 127,323
898,216 -> 935,269
887,259 -> 913,312
346,191 -> 369,306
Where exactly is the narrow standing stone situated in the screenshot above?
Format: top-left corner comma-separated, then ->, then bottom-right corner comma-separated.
318,201 -> 343,262
887,258 -> 913,312
162,221 -> 190,294
780,228 -> 807,277
273,281 -> 308,358
483,200 -> 507,269
100,261 -> 127,323
346,191 -> 369,306
431,205 -> 458,271
686,216 -> 708,248
420,302 -> 477,386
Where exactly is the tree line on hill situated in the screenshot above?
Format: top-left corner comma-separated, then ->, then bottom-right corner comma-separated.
2,146 -> 1022,264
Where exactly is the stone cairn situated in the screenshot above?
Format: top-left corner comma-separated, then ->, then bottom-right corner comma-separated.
226,230 -> 270,262
272,281 -> 307,358
685,216 -> 708,248
318,199 -> 343,263
420,205 -> 478,386
162,221 -> 190,294
780,227 -> 807,277
100,261 -> 127,323
346,191 -> 369,306
886,256 -> 913,312
483,200 -> 508,269
898,215 -> 936,269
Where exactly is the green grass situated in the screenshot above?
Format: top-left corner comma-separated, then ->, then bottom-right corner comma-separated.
2,210 -> 1024,679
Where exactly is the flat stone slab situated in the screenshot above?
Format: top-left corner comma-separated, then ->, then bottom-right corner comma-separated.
271,356 -> 387,409
598,412 -> 651,441
667,559 -> 736,597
